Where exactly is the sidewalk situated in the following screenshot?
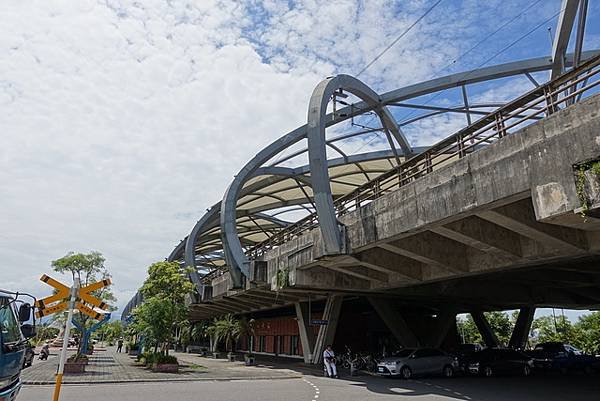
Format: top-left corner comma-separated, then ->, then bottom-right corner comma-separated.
21,346 -> 302,385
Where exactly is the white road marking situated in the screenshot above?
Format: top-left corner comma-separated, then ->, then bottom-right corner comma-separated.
303,378 -> 321,401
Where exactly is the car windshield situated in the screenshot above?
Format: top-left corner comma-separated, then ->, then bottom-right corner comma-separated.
565,345 -> 583,355
0,299 -> 21,343
392,349 -> 415,357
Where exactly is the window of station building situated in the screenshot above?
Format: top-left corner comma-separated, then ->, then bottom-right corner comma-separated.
290,335 -> 299,355
277,335 -> 285,355
258,335 -> 266,352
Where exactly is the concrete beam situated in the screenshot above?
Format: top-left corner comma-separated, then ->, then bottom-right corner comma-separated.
312,295 -> 343,364
295,302 -> 316,363
380,231 -> 469,273
471,311 -> 500,348
221,297 -> 265,310
509,307 -> 535,350
368,297 -> 420,348
356,248 -> 423,282
238,293 -> 286,306
478,199 -> 588,253
319,263 -> 387,283
431,216 -> 523,259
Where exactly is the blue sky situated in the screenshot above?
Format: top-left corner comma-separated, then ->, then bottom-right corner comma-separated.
0,0 -> 598,320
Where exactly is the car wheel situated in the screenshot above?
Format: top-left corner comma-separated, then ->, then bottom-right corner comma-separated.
523,365 -> 531,377
483,366 -> 493,377
400,366 -> 412,380
442,365 -> 454,378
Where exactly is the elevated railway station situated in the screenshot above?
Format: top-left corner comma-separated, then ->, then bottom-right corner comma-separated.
123,0 -> 600,365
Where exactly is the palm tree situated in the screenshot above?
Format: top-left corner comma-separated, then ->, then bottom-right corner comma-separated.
207,315 -> 242,353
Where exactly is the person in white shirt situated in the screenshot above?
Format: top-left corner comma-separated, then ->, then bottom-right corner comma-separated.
323,345 -> 338,378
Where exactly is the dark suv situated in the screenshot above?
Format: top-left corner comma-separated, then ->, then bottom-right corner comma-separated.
527,342 -> 599,374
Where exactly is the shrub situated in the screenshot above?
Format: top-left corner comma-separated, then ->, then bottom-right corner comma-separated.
139,352 -> 178,366
67,354 -> 88,363
154,354 -> 178,365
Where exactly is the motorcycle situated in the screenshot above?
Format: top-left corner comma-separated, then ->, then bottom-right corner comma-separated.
39,343 -> 50,360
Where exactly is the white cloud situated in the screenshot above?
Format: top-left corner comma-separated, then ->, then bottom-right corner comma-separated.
0,0 -> 583,312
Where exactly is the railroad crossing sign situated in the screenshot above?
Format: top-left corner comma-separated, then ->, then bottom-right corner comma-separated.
35,274 -> 111,320
35,274 -> 113,401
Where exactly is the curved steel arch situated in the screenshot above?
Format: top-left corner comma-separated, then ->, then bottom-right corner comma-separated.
218,51 -> 599,287
307,74 -> 412,254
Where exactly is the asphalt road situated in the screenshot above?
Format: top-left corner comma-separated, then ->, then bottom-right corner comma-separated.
20,373 -> 600,401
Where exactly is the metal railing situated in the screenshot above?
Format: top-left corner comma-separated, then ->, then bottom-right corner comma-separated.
247,54 -> 600,258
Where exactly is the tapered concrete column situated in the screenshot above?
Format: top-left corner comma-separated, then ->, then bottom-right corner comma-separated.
428,309 -> 458,348
295,302 -> 316,363
368,297 -> 420,348
509,307 -> 535,349
312,295 -> 343,364
471,311 -> 500,347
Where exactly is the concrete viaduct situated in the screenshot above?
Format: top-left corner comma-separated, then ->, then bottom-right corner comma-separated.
123,1 -> 600,364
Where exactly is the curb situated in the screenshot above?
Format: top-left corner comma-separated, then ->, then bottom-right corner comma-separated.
23,374 -> 303,386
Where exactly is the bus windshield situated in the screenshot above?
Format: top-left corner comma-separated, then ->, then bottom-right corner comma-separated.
0,298 -> 21,343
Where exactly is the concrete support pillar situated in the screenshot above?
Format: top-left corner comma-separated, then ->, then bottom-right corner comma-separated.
428,309 -> 457,348
368,297 -> 420,348
509,306 -> 535,350
312,295 -> 343,364
295,302 -> 316,363
471,311 -> 500,348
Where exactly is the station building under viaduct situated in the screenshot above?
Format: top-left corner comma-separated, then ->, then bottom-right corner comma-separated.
123,3 -> 600,364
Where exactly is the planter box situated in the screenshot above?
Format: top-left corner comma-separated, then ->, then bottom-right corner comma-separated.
152,363 -> 179,373
186,345 -> 203,354
64,361 -> 86,374
227,353 -> 236,362
212,352 -> 223,359
244,355 -> 255,366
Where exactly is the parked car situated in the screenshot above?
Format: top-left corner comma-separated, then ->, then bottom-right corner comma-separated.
451,343 -> 483,372
377,348 -> 459,379
527,342 -> 600,374
467,348 -> 533,377
22,342 -> 35,368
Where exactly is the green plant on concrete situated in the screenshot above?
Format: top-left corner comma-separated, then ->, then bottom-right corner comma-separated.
575,160 -> 600,217
276,266 -> 289,290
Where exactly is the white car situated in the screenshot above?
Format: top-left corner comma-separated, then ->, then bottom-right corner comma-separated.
377,348 -> 458,379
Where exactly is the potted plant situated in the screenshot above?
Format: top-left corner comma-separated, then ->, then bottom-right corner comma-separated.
128,342 -> 140,356
240,317 -> 256,366
209,315 -> 242,363
151,353 -> 179,373
64,354 -> 88,374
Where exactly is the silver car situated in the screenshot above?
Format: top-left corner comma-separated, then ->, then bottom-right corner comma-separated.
377,348 -> 458,379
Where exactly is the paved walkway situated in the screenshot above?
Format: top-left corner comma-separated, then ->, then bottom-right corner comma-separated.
21,346 -> 302,384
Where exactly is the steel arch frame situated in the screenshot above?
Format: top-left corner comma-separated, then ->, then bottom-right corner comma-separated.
216,51 -> 599,287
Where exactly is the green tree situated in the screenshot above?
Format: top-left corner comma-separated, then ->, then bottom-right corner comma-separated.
129,261 -> 195,355
575,312 -> 600,354
95,320 -> 123,344
457,311 -> 514,346
531,314 -> 580,345
51,251 -> 116,356
140,261 -> 194,303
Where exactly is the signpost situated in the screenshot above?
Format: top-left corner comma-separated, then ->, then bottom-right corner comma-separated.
35,274 -> 112,401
